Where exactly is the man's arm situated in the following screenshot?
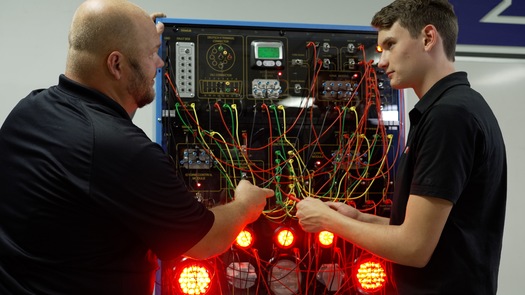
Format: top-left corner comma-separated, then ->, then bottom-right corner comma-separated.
326,201 -> 390,225
184,180 -> 274,259
297,195 -> 452,267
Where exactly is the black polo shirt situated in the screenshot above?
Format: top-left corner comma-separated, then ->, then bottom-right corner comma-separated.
390,72 -> 507,294
0,75 -> 214,294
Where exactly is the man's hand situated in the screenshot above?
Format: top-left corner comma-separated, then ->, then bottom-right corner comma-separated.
150,12 -> 166,22
234,180 -> 274,223
150,12 -> 165,35
296,197 -> 334,233
326,201 -> 361,220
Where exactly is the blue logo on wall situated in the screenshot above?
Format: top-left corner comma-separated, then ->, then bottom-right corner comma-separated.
450,0 -> 525,47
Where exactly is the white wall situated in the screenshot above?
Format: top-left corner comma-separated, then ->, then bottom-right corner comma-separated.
1,1 -> 522,294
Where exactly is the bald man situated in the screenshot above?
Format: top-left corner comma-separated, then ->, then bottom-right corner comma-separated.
0,1 -> 273,294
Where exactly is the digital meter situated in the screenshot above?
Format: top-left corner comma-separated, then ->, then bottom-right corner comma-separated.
251,40 -> 284,68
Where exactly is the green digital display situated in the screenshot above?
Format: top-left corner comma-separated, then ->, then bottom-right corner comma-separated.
257,46 -> 280,59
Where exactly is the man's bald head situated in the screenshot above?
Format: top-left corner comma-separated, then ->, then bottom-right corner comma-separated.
66,0 -> 152,77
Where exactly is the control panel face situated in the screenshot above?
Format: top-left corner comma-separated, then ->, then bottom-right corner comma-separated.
155,19 -> 402,295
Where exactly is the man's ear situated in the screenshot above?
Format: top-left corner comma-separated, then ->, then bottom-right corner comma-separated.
107,51 -> 124,80
422,24 -> 438,51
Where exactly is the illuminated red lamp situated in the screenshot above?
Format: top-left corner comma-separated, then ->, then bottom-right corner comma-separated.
353,256 -> 387,294
235,228 -> 255,249
317,231 -> 335,248
376,45 -> 383,53
173,258 -> 214,295
273,227 -> 296,249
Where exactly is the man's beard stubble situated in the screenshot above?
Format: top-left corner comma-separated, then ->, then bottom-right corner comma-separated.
127,57 -> 155,108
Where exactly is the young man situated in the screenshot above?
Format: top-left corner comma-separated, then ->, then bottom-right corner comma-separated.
296,1 -> 507,294
0,1 -> 273,294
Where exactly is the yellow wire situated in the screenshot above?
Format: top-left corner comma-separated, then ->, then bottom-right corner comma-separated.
208,131 -> 235,186
330,132 -> 362,200
353,134 -> 394,199
189,104 -> 230,183
232,104 -> 256,183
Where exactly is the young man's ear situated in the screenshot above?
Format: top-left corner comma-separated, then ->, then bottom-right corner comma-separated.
422,24 -> 438,50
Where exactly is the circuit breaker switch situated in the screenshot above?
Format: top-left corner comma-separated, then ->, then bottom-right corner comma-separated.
347,43 -> 356,53
323,42 -> 331,52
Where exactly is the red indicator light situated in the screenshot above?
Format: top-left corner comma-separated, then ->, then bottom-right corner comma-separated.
174,259 -> 214,295
235,229 -> 254,249
353,256 -> 387,293
318,231 -> 335,247
274,227 -> 296,249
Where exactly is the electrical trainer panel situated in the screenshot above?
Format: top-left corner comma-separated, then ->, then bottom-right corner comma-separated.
155,18 -> 403,295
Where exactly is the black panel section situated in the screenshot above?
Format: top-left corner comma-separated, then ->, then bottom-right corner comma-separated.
156,19 -> 403,295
